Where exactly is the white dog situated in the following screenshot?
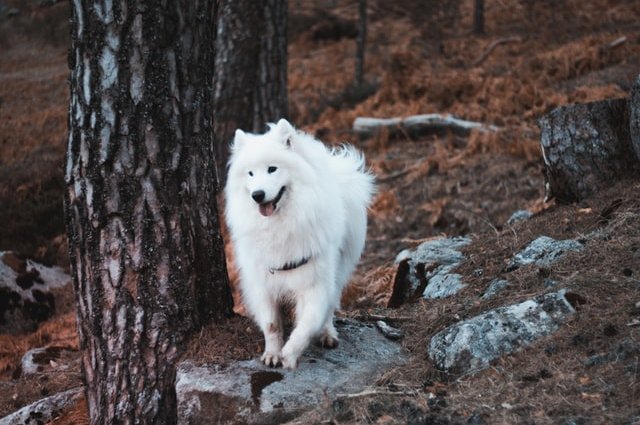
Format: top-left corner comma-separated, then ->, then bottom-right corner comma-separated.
224,119 -> 374,369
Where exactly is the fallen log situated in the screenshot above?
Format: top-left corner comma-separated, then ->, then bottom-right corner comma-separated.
538,98 -> 638,203
353,114 -> 498,138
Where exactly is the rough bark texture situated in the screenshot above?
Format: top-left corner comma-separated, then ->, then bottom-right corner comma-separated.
473,0 -> 485,35
538,98 -> 637,203
65,1 -> 233,423
630,74 -> 640,160
212,0 -> 288,184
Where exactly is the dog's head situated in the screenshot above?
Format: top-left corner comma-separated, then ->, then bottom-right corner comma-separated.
227,119 -> 302,217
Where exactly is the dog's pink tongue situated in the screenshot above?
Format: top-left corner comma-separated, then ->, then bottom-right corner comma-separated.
259,202 -> 275,217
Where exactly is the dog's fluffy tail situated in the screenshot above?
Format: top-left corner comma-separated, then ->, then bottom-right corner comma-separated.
330,144 -> 376,207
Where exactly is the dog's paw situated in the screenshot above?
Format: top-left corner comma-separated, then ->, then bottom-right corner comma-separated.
261,352 -> 282,368
318,333 -> 339,349
280,354 -> 299,370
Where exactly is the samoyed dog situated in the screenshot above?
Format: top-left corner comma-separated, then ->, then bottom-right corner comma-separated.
224,118 -> 374,369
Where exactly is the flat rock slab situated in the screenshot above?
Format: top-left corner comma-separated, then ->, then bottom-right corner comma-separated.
177,319 -> 406,424
429,290 -> 575,374
507,236 -> 583,271
388,237 -> 471,307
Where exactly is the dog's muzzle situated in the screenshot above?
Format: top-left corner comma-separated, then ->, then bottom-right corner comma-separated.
252,186 -> 286,217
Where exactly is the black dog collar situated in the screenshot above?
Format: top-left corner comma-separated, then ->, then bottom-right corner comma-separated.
269,257 -> 310,274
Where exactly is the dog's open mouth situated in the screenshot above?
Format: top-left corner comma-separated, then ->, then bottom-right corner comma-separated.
259,186 -> 286,217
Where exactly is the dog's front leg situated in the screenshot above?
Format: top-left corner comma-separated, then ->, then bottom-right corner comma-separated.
246,285 -> 283,367
280,286 -> 332,369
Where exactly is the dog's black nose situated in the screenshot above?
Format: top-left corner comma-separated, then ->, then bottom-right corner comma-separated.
251,190 -> 265,203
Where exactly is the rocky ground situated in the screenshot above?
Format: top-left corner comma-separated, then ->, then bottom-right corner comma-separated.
1,0 -> 640,424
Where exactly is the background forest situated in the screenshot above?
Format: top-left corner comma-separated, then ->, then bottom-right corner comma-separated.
1,0 -> 640,423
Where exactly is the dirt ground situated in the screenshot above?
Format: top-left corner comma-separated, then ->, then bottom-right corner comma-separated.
1,0 -> 640,423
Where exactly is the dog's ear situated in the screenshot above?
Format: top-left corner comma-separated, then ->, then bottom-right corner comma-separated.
232,129 -> 247,152
274,118 -> 295,148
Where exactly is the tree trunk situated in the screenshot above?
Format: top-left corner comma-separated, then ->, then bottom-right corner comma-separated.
65,1 -> 233,423
538,98 -> 637,203
355,0 -> 367,87
213,0 -> 288,184
473,0 -> 485,35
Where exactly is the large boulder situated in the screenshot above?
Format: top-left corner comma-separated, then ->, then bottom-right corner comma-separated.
176,319 -> 406,424
428,290 -> 576,374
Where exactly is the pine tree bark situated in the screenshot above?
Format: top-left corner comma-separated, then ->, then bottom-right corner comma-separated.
213,0 -> 288,184
65,1 -> 233,423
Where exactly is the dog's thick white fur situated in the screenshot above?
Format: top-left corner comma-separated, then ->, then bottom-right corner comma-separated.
224,118 -> 375,369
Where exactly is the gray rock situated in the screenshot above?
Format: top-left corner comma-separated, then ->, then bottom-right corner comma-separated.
428,290 -> 575,374
0,251 -> 71,333
388,237 -> 471,307
507,210 -> 533,225
507,236 -> 583,271
0,387 -> 83,425
19,346 -> 78,377
395,236 -> 470,265
481,278 -> 509,300
177,319 -> 406,424
423,267 -> 468,299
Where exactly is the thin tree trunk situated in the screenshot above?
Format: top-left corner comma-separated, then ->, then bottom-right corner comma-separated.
253,0 -> 288,131
212,0 -> 260,182
355,0 -> 367,87
212,0 -> 288,185
473,0 -> 485,35
66,1 -> 233,423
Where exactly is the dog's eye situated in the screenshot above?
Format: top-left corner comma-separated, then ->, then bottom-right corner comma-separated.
268,166 -> 277,174
248,171 -> 253,177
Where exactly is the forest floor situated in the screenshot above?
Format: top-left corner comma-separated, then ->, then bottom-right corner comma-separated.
1,0 -> 640,423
